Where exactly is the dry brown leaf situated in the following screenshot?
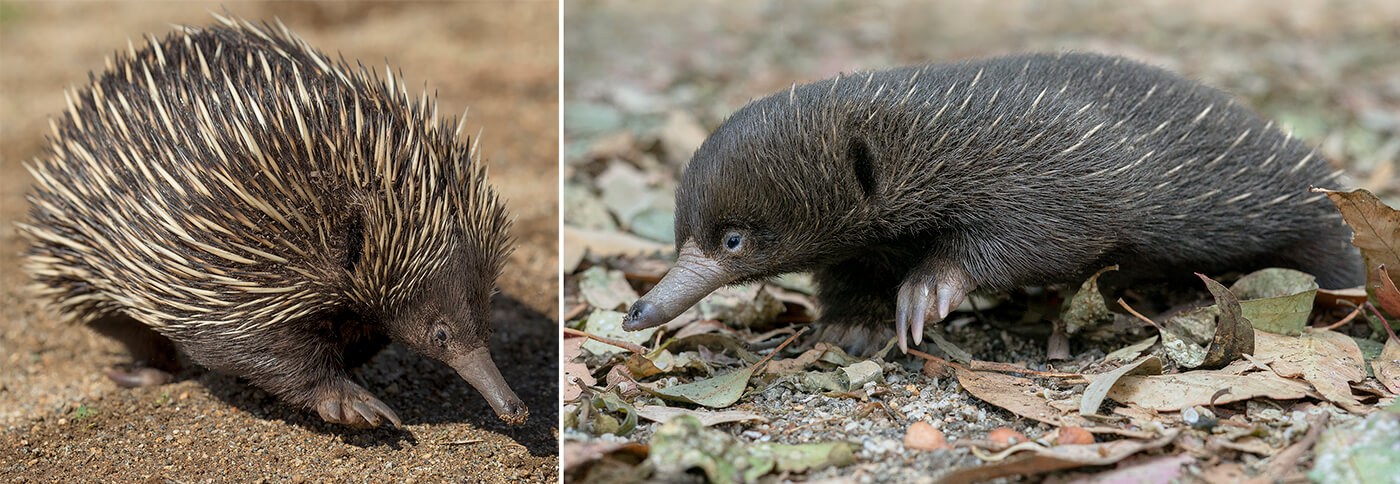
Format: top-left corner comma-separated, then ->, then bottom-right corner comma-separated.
657,111 -> 708,166
953,363 -> 1091,427
923,356 -> 952,378
1375,336 -> 1400,395
1319,188 -> 1400,285
1103,371 -> 1313,411
1199,273 -> 1255,368
672,319 -> 741,339
1199,462 -> 1249,483
1254,328 -> 1369,413
562,440 -> 649,472
632,405 -> 767,426
563,337 -> 595,402
935,429 -> 1180,484
1209,435 -> 1279,456
1080,355 -> 1162,416
1316,286 -> 1369,309
562,225 -> 670,260
905,421 -> 949,451
761,342 -> 838,376
1378,265 -> 1400,316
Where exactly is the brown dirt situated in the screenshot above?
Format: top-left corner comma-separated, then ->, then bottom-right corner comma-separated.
0,2 -> 559,482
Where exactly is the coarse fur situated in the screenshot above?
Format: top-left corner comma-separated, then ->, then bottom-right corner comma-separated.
19,14 -> 515,425
674,52 -> 1363,353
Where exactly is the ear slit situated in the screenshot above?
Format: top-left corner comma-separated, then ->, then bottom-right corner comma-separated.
848,135 -> 877,198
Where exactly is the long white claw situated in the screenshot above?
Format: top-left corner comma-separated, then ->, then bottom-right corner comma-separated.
911,284 -> 930,347
896,283 -> 912,353
897,318 -> 908,354
935,282 -> 965,320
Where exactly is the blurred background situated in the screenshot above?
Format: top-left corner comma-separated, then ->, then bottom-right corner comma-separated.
0,2 -> 557,482
563,0 -> 1399,262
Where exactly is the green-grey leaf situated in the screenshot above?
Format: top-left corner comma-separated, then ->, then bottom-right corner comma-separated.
1231,268 -> 1318,336
645,366 -> 755,407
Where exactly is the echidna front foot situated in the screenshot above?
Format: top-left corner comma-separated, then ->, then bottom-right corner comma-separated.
88,314 -> 181,387
314,380 -> 403,429
895,261 -> 975,354
105,367 -> 173,388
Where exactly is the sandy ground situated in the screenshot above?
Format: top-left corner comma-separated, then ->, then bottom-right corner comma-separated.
0,2 -> 559,482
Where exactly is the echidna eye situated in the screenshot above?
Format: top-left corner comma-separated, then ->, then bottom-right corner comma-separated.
723,232 -> 743,252
435,329 -> 448,343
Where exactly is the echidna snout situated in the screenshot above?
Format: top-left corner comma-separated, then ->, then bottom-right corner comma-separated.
451,348 -> 528,424
624,240 -> 732,331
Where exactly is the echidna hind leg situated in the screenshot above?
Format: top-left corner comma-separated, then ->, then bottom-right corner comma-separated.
313,379 -> 403,429
88,314 -> 180,387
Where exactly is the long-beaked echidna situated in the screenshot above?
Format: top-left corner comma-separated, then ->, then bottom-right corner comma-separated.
19,13 -> 527,428
623,52 -> 1364,355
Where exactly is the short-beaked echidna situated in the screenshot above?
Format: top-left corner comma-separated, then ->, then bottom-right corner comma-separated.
20,14 -> 527,428
623,52 -> 1363,355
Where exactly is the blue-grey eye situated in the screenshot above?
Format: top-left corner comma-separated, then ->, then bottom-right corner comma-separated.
724,232 -> 743,251
435,329 -> 448,342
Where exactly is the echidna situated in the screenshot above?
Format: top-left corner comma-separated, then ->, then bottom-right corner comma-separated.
20,14 -> 527,428
623,52 -> 1364,355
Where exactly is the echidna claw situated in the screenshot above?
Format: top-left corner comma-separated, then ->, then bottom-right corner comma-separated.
105,367 -> 173,388
315,382 -> 403,429
895,263 -> 975,354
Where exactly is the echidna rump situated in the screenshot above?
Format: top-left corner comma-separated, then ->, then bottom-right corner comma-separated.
624,52 -> 1364,355
20,14 -> 526,428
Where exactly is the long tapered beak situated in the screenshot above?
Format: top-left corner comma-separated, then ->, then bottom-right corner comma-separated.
622,239 -> 732,331
451,347 -> 528,425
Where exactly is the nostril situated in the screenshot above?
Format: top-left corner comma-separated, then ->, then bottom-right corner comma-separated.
623,301 -> 654,330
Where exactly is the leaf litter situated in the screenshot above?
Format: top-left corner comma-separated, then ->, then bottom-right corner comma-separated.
562,5 -> 1400,481
565,190 -> 1400,482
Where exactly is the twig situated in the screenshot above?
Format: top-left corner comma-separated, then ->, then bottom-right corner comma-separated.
439,439 -> 484,446
752,327 -> 808,372
1368,301 -> 1399,341
1117,298 -> 1162,330
1321,304 -> 1364,331
969,360 -> 1085,379
906,348 -> 941,361
562,327 -> 647,354
562,304 -> 588,322
906,348 -> 1084,379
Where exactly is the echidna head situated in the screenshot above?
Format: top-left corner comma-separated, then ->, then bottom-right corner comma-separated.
625,91 -> 878,331
340,125 -> 524,424
376,242 -> 527,425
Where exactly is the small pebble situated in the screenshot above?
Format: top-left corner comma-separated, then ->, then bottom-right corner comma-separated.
904,421 -> 948,451
988,427 -> 1028,447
